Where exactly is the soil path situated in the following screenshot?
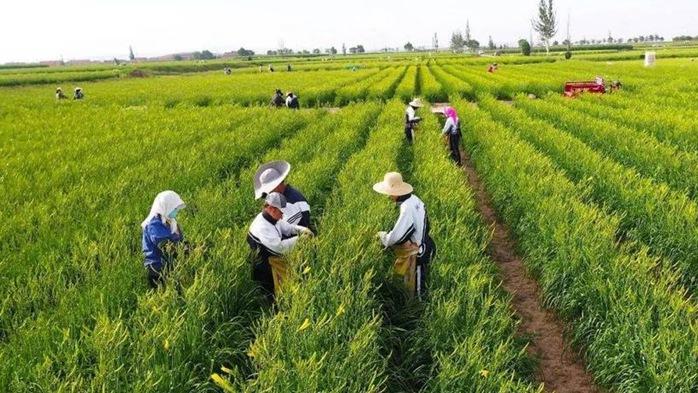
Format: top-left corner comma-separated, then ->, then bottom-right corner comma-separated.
459,147 -> 600,393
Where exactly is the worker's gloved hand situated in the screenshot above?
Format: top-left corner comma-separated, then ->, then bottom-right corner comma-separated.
297,226 -> 314,237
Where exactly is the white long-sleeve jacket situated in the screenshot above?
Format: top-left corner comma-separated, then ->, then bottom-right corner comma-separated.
379,194 -> 430,249
248,212 -> 304,260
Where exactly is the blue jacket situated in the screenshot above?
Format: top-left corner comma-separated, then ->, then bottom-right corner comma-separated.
142,215 -> 182,267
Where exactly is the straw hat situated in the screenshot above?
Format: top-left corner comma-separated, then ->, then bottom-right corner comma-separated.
254,160 -> 291,199
373,172 -> 413,196
408,98 -> 423,108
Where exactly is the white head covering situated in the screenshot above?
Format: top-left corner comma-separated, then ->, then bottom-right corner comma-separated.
141,190 -> 186,234
254,160 -> 291,199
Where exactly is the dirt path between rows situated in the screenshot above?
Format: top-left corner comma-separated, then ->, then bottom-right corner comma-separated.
459,147 -> 600,393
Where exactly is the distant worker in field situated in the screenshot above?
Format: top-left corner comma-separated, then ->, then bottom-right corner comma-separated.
55,87 -> 67,100
404,98 -> 423,144
259,64 -> 263,73
440,106 -> 462,166
73,87 -> 84,100
487,63 -> 498,73
271,89 -> 285,107
141,190 -> 187,289
287,63 -> 292,72
224,67 -> 232,75
254,160 -> 311,229
247,192 -> 313,301
268,64 -> 275,72
373,172 -> 436,298
286,92 -> 300,109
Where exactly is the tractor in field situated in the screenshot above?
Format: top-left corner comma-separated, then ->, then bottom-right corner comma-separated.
564,76 -> 622,97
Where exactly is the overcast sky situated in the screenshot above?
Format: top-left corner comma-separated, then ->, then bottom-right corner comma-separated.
1,0 -> 695,63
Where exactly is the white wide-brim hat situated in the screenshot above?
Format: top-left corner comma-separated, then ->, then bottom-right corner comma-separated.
373,172 -> 413,196
408,98 -> 423,108
254,160 -> 291,199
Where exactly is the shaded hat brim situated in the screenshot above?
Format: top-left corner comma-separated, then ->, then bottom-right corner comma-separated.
254,160 -> 291,199
372,181 -> 413,196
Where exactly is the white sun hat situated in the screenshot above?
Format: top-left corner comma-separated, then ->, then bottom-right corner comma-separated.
408,98 -> 424,108
265,192 -> 287,209
254,160 -> 291,200
372,172 -> 413,196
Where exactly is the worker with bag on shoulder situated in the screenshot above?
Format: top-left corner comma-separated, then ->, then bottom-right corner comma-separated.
404,98 -> 423,144
373,172 -> 436,299
247,192 -> 313,301
440,106 -> 462,166
141,190 -> 188,289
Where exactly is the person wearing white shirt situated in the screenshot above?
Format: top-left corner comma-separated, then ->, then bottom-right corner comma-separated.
247,192 -> 313,301
441,106 -> 462,166
404,98 -> 423,143
374,172 -> 436,298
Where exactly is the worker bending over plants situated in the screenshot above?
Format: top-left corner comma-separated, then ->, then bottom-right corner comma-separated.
141,190 -> 187,289
374,172 -> 436,298
247,192 -> 313,301
404,98 -> 423,144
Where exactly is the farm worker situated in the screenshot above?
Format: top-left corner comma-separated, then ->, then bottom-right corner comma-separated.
268,64 -> 275,72
141,190 -> 186,289
271,89 -> 285,107
286,92 -> 300,109
259,64 -> 263,73
404,98 -> 423,144
373,172 -> 436,298
247,192 -> 313,300
440,106 -> 462,166
55,87 -> 67,100
224,67 -> 232,75
254,160 -> 311,229
73,87 -> 84,100
287,63 -> 292,72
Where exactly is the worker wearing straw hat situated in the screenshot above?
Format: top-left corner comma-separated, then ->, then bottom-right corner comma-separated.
141,190 -> 187,289
254,160 -> 311,229
73,87 -> 84,100
373,172 -> 436,298
404,98 -> 423,144
55,87 -> 67,100
247,192 -> 313,301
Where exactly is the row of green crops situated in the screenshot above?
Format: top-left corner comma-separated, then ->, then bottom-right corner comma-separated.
454,97 -> 698,392
404,108 -> 540,392
0,106 -> 315,341
232,100 -> 407,391
393,65 -> 417,102
569,93 -> 698,153
515,96 -> 698,199
480,95 -> 698,295
0,68 -> 381,109
0,103 -> 382,390
417,65 -> 446,102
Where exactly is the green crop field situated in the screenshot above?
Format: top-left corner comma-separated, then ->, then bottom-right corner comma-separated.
1,50 -> 697,392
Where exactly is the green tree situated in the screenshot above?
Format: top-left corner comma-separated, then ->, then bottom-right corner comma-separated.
450,31 -> 465,51
518,39 -> 532,56
129,45 -> 135,61
532,0 -> 557,55
404,42 -> 414,51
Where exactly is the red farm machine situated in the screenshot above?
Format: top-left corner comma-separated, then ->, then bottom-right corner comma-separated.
564,76 -> 622,97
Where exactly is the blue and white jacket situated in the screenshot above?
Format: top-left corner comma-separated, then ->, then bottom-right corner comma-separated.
142,215 -> 182,267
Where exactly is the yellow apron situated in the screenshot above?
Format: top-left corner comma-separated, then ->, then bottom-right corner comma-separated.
268,256 -> 289,297
391,242 -> 419,297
